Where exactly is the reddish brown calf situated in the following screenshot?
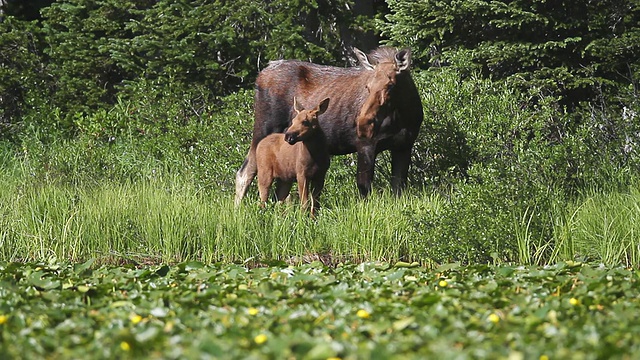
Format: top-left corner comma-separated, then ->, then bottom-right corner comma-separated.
256,97 -> 331,215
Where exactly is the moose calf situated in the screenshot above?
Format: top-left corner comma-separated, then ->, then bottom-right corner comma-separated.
256,97 -> 331,215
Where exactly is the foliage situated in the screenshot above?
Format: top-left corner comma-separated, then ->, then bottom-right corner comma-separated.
380,0 -> 640,106
39,0 -> 155,121
8,0 -> 362,128
11,84 -> 254,190
0,16 -> 46,139
570,100 -> 640,188
555,186 -> 640,267
3,0 -> 640,270
109,0 -> 356,91
1,260 -> 640,359
408,68 -> 558,263
0,0 -> 54,20
405,66 -> 640,264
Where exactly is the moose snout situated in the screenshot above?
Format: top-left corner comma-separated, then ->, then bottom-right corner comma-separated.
284,132 -> 298,144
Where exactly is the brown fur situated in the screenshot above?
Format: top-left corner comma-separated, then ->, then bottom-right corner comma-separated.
236,47 -> 423,204
256,98 -> 331,215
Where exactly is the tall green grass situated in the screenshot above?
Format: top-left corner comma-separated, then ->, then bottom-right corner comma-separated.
3,134 -> 640,267
3,152 -> 640,267
0,161 -> 444,264
553,187 -> 640,267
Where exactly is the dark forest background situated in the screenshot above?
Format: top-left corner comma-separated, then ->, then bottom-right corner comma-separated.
2,0 -> 638,131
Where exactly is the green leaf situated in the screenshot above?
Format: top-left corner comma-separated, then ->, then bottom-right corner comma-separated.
435,263 -> 460,273
184,261 -> 204,271
27,271 -> 61,290
392,316 -> 415,331
74,258 -> 95,274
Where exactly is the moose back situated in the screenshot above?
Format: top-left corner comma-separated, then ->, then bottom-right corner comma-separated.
235,47 -> 423,204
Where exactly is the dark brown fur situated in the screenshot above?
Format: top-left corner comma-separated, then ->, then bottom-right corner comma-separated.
256,98 -> 331,215
236,47 -> 423,204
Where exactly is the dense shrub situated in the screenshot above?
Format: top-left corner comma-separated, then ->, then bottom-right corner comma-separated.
0,16 -> 47,139
380,0 -> 640,107
1,0 -> 373,138
406,66 -> 640,264
15,85 -> 252,191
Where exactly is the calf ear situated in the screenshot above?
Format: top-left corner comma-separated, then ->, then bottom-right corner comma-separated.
316,98 -> 330,115
395,48 -> 412,72
354,47 -> 374,70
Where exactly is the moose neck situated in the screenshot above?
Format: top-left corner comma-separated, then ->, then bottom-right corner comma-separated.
300,130 -> 327,155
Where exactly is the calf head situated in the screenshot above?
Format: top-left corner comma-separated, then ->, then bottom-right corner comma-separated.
284,97 -> 330,144
354,47 -> 411,139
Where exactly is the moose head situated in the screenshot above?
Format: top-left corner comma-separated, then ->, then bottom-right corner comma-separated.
354,47 -> 411,139
284,97 -> 331,144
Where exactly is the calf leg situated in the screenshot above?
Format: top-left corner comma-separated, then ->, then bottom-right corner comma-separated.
257,171 -> 273,207
391,147 -> 412,196
235,148 -> 258,206
309,176 -> 326,216
297,176 -> 310,211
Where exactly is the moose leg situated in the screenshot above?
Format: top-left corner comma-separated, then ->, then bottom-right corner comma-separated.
275,180 -> 293,202
390,147 -> 412,196
356,145 -> 376,198
235,148 -> 258,206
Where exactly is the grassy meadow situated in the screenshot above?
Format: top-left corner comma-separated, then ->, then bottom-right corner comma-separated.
0,158 -> 443,265
1,68 -> 640,268
2,149 -> 640,268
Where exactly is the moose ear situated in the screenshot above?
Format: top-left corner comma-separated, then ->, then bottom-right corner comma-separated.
395,48 -> 412,72
316,98 -> 330,115
293,97 -> 303,113
354,47 -> 374,70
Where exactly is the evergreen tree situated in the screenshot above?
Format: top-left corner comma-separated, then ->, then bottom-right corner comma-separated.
0,16 -> 46,138
35,0 -> 366,122
380,0 -> 640,106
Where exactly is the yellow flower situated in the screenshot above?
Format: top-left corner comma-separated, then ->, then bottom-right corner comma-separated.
356,309 -> 370,319
488,313 -> 500,324
569,298 -> 581,306
539,355 -> 549,360
130,314 -> 143,324
164,321 -> 175,332
254,334 -> 268,345
248,307 -> 259,316
0,314 -> 7,325
438,280 -> 448,287
120,341 -> 131,351
327,357 -> 342,360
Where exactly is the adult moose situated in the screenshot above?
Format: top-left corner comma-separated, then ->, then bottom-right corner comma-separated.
235,47 -> 423,205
